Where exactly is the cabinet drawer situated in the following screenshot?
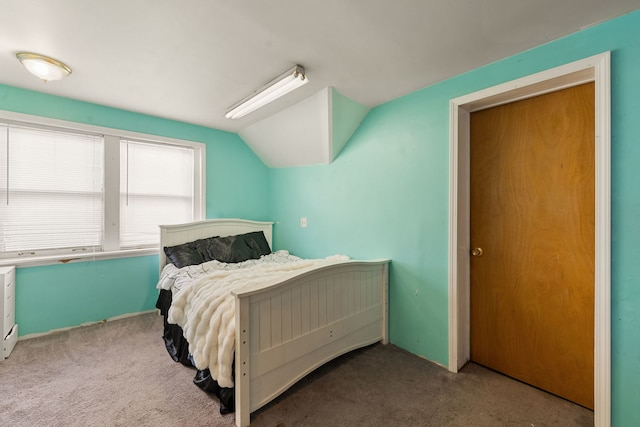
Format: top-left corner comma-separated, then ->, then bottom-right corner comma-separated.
4,307 -> 14,338
4,268 -> 14,288
4,287 -> 14,321
3,324 -> 18,358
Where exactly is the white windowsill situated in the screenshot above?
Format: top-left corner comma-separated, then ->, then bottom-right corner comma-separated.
0,248 -> 159,268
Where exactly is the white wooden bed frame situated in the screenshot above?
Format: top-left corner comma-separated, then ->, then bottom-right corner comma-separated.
159,219 -> 390,426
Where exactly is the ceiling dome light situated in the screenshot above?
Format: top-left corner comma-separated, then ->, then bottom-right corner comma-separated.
16,52 -> 72,83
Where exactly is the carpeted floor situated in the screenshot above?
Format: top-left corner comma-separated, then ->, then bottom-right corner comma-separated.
0,313 -> 593,426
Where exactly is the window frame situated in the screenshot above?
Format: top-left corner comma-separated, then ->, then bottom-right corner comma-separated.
0,110 -> 206,267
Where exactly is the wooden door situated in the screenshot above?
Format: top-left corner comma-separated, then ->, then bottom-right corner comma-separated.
469,83 -> 595,409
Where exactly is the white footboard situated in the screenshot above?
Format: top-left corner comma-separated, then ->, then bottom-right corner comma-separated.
232,259 -> 390,427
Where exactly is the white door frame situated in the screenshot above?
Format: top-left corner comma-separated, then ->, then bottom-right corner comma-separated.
448,52 -> 610,426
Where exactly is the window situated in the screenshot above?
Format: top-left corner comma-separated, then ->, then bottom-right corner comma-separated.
120,140 -> 195,248
0,113 -> 205,264
0,124 -> 103,254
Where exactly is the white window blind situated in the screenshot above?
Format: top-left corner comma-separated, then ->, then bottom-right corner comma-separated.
0,124 -> 104,254
120,139 -> 194,248
0,112 -> 204,264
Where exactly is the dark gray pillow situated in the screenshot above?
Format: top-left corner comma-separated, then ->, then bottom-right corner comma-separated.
196,231 -> 271,263
163,241 -> 205,268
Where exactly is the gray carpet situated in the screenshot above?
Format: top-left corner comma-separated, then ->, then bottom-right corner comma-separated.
0,313 -> 593,426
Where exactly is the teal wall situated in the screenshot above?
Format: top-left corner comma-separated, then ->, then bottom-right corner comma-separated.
269,10 -> 640,426
0,85 -> 270,336
15,256 -> 159,333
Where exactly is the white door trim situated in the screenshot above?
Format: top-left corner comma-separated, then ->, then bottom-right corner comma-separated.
448,52 -> 610,426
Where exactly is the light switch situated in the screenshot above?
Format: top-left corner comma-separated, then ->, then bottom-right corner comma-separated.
300,217 -> 307,227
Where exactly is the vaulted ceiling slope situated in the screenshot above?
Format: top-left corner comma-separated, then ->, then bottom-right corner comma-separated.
240,88 -> 369,167
1,1 -> 639,164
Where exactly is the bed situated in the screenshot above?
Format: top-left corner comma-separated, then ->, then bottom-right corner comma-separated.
156,218 -> 390,426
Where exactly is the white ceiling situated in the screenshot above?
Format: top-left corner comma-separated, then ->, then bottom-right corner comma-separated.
1,0 -> 638,133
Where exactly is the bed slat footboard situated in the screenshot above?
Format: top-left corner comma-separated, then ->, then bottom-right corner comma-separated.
233,260 -> 389,427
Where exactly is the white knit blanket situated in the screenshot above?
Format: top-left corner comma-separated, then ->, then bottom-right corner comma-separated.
157,250 -> 302,292
163,252 -> 349,388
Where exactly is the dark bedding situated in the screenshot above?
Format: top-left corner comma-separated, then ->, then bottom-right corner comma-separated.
163,231 -> 271,268
156,289 -> 235,414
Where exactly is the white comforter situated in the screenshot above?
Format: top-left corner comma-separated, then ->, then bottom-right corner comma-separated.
159,251 -> 349,388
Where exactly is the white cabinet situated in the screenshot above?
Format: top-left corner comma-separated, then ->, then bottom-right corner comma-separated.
0,266 -> 18,359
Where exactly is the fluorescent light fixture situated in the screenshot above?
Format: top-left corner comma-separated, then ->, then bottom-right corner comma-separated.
16,52 -> 72,83
225,65 -> 309,119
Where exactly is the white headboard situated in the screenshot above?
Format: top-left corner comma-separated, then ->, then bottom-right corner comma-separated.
159,218 -> 274,272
